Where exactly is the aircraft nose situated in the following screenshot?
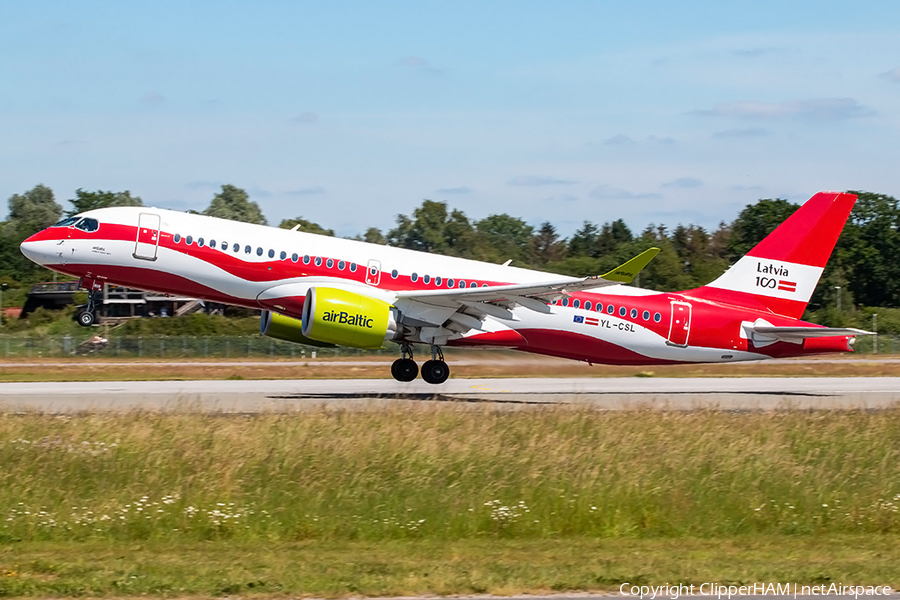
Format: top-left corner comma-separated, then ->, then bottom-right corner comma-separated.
20,233 -> 51,265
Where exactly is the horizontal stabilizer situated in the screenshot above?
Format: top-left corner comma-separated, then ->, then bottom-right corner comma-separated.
743,319 -> 872,346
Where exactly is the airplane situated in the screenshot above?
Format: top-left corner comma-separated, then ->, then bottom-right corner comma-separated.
20,191 -> 869,384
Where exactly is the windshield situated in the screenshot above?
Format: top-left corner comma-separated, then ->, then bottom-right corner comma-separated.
51,216 -> 81,228
73,218 -> 100,232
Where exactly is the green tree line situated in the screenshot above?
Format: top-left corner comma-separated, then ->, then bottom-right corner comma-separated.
3,184 -> 898,316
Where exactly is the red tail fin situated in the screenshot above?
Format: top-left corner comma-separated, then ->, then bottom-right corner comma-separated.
686,191 -> 856,318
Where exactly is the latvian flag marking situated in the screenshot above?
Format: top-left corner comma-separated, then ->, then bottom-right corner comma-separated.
584,317 -> 599,326
778,280 -> 797,292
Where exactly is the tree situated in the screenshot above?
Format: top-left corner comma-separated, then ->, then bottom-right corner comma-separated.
387,200 -> 474,255
203,185 -> 267,225
567,221 -> 599,258
6,184 -> 63,236
726,198 -> 799,259
278,217 -> 334,237
530,221 -> 565,265
1,184 -> 63,284
473,213 -> 534,264
362,227 -> 385,245
67,189 -> 143,216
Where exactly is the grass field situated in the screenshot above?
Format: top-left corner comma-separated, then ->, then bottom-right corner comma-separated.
1,407 -> 899,595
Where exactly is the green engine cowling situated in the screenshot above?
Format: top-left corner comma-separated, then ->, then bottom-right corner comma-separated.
301,287 -> 399,349
260,310 -> 336,348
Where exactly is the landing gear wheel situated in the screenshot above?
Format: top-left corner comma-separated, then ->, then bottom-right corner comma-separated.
421,359 -> 450,385
391,358 -> 419,382
76,309 -> 95,327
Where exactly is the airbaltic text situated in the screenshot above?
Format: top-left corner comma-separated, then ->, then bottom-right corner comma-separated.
619,582 -> 893,599
321,310 -> 374,328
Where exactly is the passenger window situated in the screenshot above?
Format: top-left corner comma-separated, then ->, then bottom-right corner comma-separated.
186,236 -> 193,245
338,260 -> 345,270
654,312 -> 662,323
198,238 -> 204,247
471,282 -> 478,288
411,273 -> 418,282
642,310 -> 650,320
391,269 -> 398,279
245,245 -> 251,254
619,306 -> 627,317
481,284 -> 487,287
220,241 -> 227,249
280,251 -> 287,260
607,304 -> 614,314
630,308 -> 638,319
326,258 -> 334,268
268,249 -> 275,258
233,243 -> 239,252
597,303 -> 604,312
562,298 -> 569,307
291,253 -> 299,262
584,301 -> 591,310
174,234 -> 181,243
256,247 -> 263,256
210,239 -> 216,247
314,257 -> 322,266
435,276 -> 442,286
303,255 -> 311,265
448,278 -> 454,287
423,275 -> 431,284
349,263 -> 357,272
458,280 -> 466,288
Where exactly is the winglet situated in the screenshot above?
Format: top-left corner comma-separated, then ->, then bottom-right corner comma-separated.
600,247 -> 660,283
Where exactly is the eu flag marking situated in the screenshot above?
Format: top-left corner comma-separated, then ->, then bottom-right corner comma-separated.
573,315 -> 584,324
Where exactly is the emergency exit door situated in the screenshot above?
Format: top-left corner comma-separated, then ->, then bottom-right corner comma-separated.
134,213 -> 161,261
667,300 -> 692,347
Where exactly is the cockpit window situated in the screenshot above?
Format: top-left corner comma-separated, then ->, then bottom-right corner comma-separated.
74,218 -> 100,232
52,216 -> 81,228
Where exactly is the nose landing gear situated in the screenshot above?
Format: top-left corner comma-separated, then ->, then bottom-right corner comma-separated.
390,344 -> 450,384
76,290 -> 101,327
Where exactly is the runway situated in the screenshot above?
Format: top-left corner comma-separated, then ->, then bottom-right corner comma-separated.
1,377 -> 899,412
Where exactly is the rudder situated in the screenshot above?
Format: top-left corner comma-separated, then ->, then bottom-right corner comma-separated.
686,191 -> 856,318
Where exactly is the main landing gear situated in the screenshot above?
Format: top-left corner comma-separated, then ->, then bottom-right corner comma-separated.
391,344 -> 450,384
76,290 -> 100,327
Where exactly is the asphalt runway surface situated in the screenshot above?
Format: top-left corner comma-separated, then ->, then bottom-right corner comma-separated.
1,377 -> 899,412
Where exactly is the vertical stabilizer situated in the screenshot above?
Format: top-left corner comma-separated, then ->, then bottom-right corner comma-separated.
686,192 -> 856,318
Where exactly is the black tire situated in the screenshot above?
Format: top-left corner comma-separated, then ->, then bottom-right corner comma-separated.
77,310 -> 95,327
391,358 -> 418,382
421,359 -> 450,384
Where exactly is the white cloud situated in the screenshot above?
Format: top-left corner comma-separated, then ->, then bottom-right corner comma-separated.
882,67 -> 900,82
291,112 -> 318,123
589,185 -> 662,200
286,186 -> 326,196
662,177 -> 702,189
603,134 -> 674,146
713,127 -> 768,139
541,194 -> 578,203
693,98 -> 873,120
436,186 -> 473,194
508,176 -> 577,187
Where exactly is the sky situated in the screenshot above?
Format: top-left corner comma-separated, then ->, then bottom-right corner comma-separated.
1,0 -> 899,237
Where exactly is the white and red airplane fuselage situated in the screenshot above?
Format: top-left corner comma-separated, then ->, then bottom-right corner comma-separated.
20,192 -> 866,382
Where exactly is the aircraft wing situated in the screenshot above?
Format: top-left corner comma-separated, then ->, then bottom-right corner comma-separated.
392,248 -> 660,329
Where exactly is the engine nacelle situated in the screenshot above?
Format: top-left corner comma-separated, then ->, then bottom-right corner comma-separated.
301,287 -> 399,349
260,310 -> 335,348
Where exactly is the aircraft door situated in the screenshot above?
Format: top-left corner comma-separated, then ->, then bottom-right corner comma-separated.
667,300 -> 692,347
134,213 -> 161,261
366,259 -> 381,286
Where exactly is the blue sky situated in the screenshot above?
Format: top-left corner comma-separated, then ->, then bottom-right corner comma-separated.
2,1 -> 898,237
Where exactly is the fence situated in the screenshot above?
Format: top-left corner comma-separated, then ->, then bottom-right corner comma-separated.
0,334 -> 895,360
0,335 -> 386,359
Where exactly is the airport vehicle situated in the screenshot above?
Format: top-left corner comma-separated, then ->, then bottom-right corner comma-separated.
20,191 -> 867,383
